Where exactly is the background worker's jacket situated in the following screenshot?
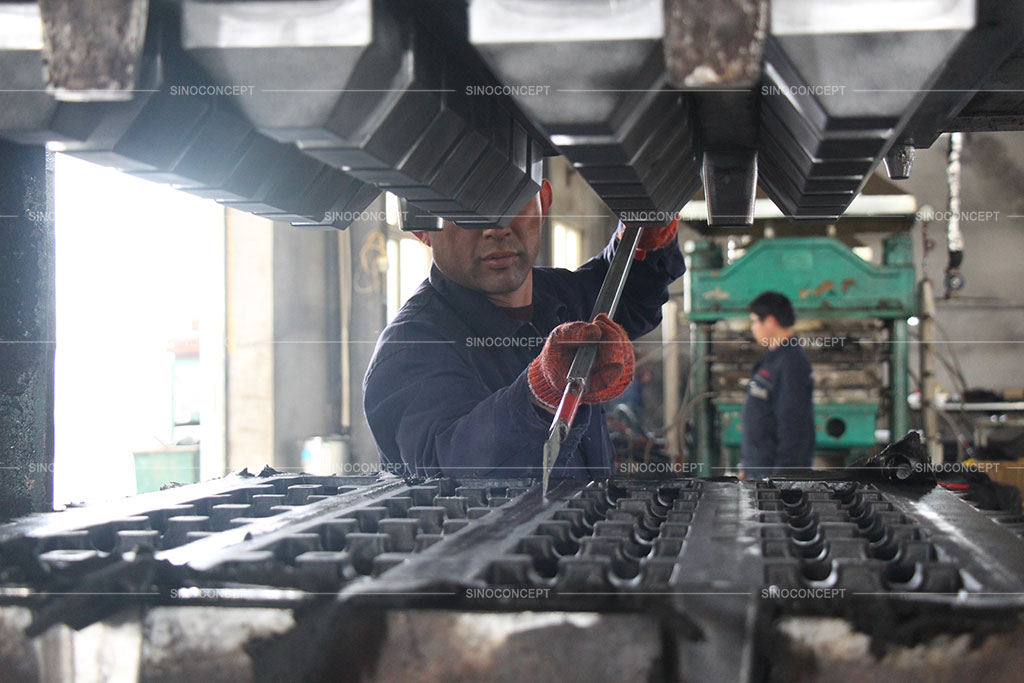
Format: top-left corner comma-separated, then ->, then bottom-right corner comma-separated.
740,343 -> 815,478
363,232 -> 685,479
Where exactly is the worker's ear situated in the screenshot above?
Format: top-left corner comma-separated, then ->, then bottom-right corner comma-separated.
412,230 -> 431,247
539,178 -> 553,223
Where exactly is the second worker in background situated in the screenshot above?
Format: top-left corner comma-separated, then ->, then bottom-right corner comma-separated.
740,291 -> 816,479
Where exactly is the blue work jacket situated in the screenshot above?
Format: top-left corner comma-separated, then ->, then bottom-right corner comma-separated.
362,231 -> 685,479
740,342 -> 816,478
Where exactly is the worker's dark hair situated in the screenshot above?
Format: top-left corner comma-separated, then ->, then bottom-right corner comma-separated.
750,291 -> 796,327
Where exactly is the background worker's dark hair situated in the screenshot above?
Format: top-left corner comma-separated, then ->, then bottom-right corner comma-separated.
750,291 -> 796,327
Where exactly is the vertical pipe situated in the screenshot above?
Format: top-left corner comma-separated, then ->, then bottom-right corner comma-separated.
338,228 -> 352,434
663,300 -> 680,459
0,142 -> 56,517
890,318 -> 909,440
918,279 -> 941,463
944,133 -> 965,297
324,230 -> 342,433
946,133 -> 963,253
690,321 -> 714,476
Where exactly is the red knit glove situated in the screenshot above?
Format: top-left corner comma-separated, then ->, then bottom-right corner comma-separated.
527,313 -> 635,410
617,217 -> 679,258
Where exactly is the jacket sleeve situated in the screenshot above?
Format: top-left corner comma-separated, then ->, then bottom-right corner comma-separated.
362,330 -> 591,478
566,229 -> 686,339
770,359 -> 815,472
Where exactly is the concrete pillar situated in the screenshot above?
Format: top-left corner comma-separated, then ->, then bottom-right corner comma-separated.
271,223 -> 339,471
199,207 -> 227,481
344,200 -> 389,467
225,209 -> 275,473
0,143 -> 55,517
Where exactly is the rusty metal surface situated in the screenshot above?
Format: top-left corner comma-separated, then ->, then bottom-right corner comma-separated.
38,0 -> 149,101
351,611 -> 664,683
663,0 -> 767,88
0,142 -> 55,521
770,616 -> 1024,682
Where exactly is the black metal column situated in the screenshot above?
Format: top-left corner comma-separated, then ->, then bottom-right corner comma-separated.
0,142 -> 56,519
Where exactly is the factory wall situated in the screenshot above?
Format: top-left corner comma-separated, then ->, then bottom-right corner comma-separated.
343,205 -> 390,469
224,204 -> 390,473
888,131 -> 1024,395
271,225 -> 339,471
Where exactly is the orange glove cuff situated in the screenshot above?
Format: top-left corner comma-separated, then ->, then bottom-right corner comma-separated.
526,314 -> 635,408
617,217 -> 679,258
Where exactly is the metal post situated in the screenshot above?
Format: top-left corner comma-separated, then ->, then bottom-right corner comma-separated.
918,278 -> 941,463
0,142 -> 56,518
663,300 -> 680,458
882,233 -> 913,444
890,318 -> 910,440
690,321 -> 714,476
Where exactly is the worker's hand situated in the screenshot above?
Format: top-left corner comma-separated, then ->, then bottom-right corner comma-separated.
527,313 -> 635,411
617,217 -> 679,255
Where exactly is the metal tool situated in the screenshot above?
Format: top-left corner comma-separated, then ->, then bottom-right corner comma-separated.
541,224 -> 645,496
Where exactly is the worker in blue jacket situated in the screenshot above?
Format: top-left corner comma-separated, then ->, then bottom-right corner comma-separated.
362,179 -> 683,479
740,291 -> 816,479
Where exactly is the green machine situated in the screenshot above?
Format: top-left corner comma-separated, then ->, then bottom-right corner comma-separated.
686,235 -> 916,473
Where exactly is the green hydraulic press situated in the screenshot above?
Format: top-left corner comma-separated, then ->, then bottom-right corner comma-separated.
686,235 -> 916,474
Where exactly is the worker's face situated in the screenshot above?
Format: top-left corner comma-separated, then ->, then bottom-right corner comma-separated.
750,313 -> 773,347
416,180 -> 552,297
